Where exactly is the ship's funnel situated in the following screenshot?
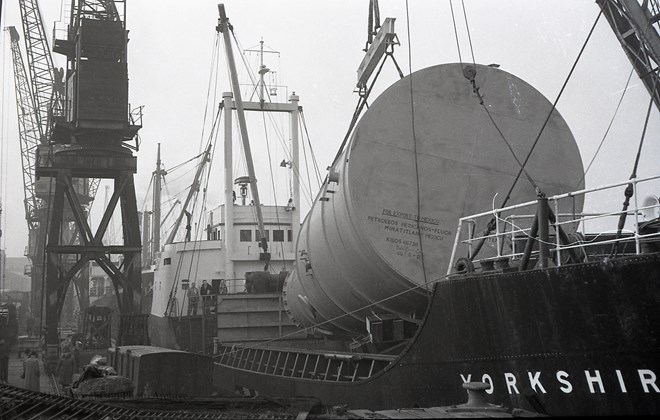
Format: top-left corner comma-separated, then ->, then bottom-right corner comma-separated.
284,63 -> 584,335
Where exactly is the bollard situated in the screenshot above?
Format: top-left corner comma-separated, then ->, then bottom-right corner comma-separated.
448,382 -> 507,413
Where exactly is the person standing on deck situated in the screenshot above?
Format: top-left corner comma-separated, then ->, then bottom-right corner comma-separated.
21,351 -> 40,392
188,282 -> 200,316
200,280 -> 212,299
200,280 -> 212,311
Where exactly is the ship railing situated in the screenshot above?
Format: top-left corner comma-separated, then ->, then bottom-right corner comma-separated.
214,344 -> 396,383
447,174 -> 660,275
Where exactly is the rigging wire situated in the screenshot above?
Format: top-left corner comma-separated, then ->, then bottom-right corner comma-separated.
166,151 -> 207,173
300,110 -> 323,186
468,9 -> 603,261
261,110 -> 288,271
460,0 -> 476,67
233,34 -> 297,165
191,129 -> 220,287
451,0 -> 536,190
229,26 -> 323,208
139,175 -> 154,213
579,68 -> 634,186
172,109 -> 221,316
448,0 -> 464,68
165,32 -> 224,316
612,70 -> 659,254
404,0 -> 429,290
466,74 -> 538,191
198,33 -> 222,155
505,9 -> 604,205
166,161 -> 205,185
299,120 -> 315,206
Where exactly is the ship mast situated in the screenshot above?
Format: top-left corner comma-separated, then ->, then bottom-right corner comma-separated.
217,4 -> 270,265
152,143 -> 163,262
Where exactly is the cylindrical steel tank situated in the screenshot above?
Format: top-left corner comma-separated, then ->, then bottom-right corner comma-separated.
284,63 -> 584,335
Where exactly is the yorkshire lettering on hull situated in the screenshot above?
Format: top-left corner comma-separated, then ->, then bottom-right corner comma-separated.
460,368 -> 660,395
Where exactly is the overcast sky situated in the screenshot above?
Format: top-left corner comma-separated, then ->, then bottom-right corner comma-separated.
1,0 -> 659,257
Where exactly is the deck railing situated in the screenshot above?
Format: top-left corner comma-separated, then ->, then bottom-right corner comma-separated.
447,174 -> 660,275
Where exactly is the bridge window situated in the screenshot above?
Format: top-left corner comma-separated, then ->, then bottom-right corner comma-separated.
240,230 -> 252,242
287,230 -> 293,242
273,230 -> 284,242
163,257 -> 171,265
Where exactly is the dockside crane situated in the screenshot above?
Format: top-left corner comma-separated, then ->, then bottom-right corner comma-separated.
35,0 -> 147,370
8,0 -> 92,335
7,0 -> 146,371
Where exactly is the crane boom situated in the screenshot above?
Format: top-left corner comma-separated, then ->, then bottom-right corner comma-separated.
18,0 -> 61,140
6,27 -> 43,233
597,0 -> 660,110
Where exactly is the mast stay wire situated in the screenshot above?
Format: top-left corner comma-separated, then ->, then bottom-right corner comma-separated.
299,111 -> 323,187
166,151 -> 207,173
166,31 -> 223,313
465,9 -> 604,260
460,0 -> 476,67
579,68 -> 634,187
165,161 -> 205,186
197,32 -> 222,155
501,9 -> 604,209
299,113 -> 321,202
139,175 -> 154,213
449,0 -> 464,70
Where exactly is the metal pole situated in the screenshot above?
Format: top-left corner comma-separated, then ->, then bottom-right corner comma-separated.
537,197 -> 549,269
223,92 -> 235,282
152,143 -> 162,261
519,215 -> 539,271
290,93 -> 301,246
217,4 -> 269,260
259,40 -> 265,104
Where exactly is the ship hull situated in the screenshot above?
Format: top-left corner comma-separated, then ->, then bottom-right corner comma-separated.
213,252 -> 660,416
